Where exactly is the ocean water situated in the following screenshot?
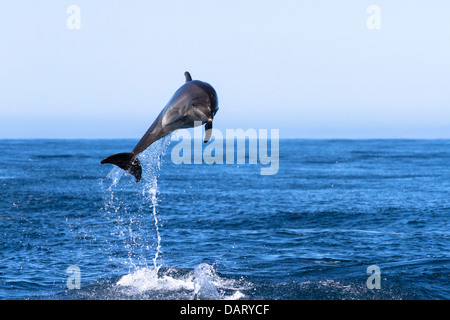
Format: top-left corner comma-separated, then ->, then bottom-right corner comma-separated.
0,139 -> 449,300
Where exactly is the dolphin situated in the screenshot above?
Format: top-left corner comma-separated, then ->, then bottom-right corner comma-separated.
100,71 -> 219,182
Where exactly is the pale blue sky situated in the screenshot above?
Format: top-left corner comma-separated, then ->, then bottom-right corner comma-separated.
0,0 -> 449,138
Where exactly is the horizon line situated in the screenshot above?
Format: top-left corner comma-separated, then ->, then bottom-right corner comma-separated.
1,137 -> 449,141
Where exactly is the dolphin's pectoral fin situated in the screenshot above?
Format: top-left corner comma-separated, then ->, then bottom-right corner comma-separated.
184,71 -> 192,82
204,120 -> 213,143
100,152 -> 142,182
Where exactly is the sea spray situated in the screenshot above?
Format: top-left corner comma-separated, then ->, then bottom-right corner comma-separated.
193,263 -> 220,299
99,136 -> 249,299
138,135 -> 172,272
116,263 -> 248,300
100,135 -> 172,274
141,175 -> 162,273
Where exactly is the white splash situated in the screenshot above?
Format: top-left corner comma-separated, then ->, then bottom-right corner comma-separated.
193,263 -> 220,299
101,137 -> 249,299
117,267 -> 194,292
116,263 -> 249,300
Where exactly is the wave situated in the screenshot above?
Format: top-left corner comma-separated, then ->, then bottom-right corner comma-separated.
34,154 -> 92,159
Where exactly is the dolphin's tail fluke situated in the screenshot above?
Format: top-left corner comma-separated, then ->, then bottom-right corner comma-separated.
100,152 -> 142,182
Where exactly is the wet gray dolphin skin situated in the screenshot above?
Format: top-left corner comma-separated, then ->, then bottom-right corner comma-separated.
101,71 -> 219,182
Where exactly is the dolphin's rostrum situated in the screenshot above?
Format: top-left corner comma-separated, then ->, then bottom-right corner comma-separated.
101,71 -> 219,182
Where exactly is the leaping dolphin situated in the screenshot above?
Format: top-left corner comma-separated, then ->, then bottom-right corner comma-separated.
100,71 -> 219,182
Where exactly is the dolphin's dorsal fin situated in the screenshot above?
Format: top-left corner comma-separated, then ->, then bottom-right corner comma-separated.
184,71 -> 192,82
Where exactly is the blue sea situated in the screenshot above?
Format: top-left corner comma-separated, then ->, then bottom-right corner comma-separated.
0,139 -> 449,300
